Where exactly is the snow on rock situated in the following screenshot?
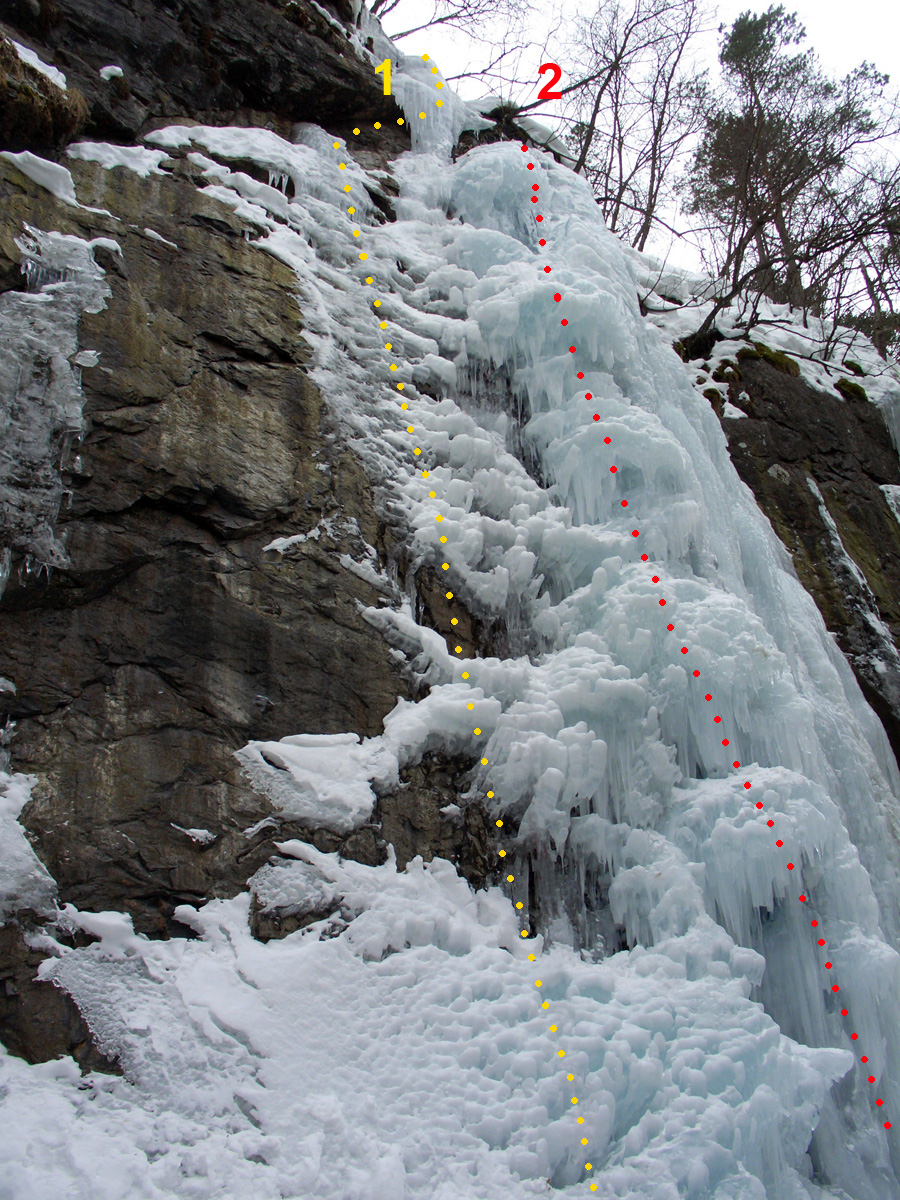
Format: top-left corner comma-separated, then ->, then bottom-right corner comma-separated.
0,772 -> 56,920
66,142 -> 171,177
10,40 -> 67,90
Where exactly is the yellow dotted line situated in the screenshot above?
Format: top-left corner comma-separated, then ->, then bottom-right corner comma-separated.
341,67 -> 594,1187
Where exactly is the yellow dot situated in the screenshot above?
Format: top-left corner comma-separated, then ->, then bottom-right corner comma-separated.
374,122 -> 381,129
466,701 -> 473,709
419,112 -> 426,119
349,207 -> 356,215
422,470 -> 429,478
499,850 -> 506,858
567,1073 -> 574,1081
481,756 -> 488,764
550,1024 -> 557,1031
390,364 -> 397,371
516,901 -> 523,909
542,1000 -> 549,1007
487,791 -> 494,798
431,67 -> 438,74
577,1117 -> 584,1125
507,875 -> 514,882
374,300 -> 381,307
415,448 -> 422,456
521,931 -> 528,938
333,141 -> 340,148
397,118 -> 405,125
435,514 -> 443,522
360,253 -> 369,260
535,980 -> 542,989
436,82 -> 444,89
590,1186 -> 597,1193
456,646 -> 463,653
440,561 -> 448,568
495,818 -> 502,827
585,1164 -> 593,1171
558,1050 -> 565,1057
401,402 -> 408,410
385,342 -> 392,351
353,127 -> 360,135
446,591 -> 453,599
344,186 -> 351,195
407,426 -> 414,433
581,1138 -> 588,1145
339,162 -> 347,170
366,277 -> 374,284
436,100 -> 444,108
380,320 -> 387,328
451,617 -> 458,626
571,1097 -> 578,1105
397,382 -> 404,389
474,726 -> 481,735
429,490 -> 436,498
440,536 -> 447,543
353,230 -> 361,238
461,670 -> 468,678
422,53 -> 429,61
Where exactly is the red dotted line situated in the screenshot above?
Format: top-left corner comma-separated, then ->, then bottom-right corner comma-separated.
519,140 -> 891,1133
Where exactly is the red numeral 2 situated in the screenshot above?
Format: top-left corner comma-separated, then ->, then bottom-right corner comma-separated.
537,62 -> 562,100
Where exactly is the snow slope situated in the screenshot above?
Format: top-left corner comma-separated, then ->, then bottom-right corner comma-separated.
3,46 -> 900,1200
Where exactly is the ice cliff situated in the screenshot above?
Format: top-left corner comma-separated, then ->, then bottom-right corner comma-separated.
2,8 -> 900,1200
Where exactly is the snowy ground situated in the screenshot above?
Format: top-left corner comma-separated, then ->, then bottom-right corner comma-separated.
3,41 -> 900,1200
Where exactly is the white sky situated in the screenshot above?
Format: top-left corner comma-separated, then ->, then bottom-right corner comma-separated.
374,0 -> 897,271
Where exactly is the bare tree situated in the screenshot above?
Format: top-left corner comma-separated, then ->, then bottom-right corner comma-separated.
367,0 -> 533,41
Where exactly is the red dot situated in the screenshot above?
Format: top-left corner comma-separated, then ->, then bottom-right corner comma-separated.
577,371 -> 584,379
604,437 -> 611,444
592,414 -> 600,422
704,693 -> 711,701
693,670 -> 699,677
666,622 -> 674,631
885,1123 -> 892,1129
521,145 -> 528,151
733,761 -> 740,768
841,1009 -> 848,1016
611,466 -> 618,473
532,184 -> 539,191
825,961 -> 832,969
544,266 -> 551,273
652,575 -> 659,582
531,196 -> 538,203
756,801 -> 764,809
869,1075 -> 875,1082
539,238 -> 546,245
862,1055 -> 868,1062
787,862 -> 794,870
722,738 -> 729,746
776,840 -> 783,847
554,293 -> 561,302
536,215 -> 543,222
659,600 -> 666,607
744,782 -> 751,789
811,920 -> 819,927
569,346 -> 576,353
833,985 -> 840,993
877,1099 -> 884,1107
527,163 -> 535,170
767,820 -> 774,827
641,554 -> 648,560
799,894 -> 806,902
585,392 -> 593,400
561,319 -> 568,326
681,647 -> 688,655
714,716 -> 722,723
621,500 -> 628,507
818,939 -> 825,946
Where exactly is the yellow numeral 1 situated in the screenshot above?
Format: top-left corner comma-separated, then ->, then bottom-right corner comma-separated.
375,58 -> 391,96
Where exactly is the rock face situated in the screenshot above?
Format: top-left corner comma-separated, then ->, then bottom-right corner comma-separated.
1,0 -> 403,148
716,354 -> 900,765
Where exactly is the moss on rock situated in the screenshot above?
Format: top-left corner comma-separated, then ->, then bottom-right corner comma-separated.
835,377 -> 869,403
0,36 -> 88,151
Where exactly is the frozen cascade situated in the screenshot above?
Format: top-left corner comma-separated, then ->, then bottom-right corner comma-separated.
0,226 -> 111,582
5,49 -> 900,1200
